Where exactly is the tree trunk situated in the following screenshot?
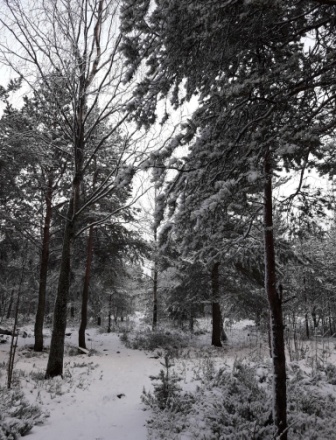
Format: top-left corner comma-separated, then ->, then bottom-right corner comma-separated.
305,313 -> 310,339
34,177 -> 53,352
189,310 -> 194,332
220,313 -> 228,342
45,198 -> 75,378
211,262 -> 222,347
108,294 -> 112,333
263,149 -> 287,439
152,220 -> 158,331
78,225 -> 94,349
152,262 -> 158,330
327,295 -> 333,336
79,166 -> 98,348
267,313 -> 272,358
8,245 -> 27,389
6,289 -> 14,319
7,288 -> 21,389
312,307 -> 318,329
45,57 -> 85,376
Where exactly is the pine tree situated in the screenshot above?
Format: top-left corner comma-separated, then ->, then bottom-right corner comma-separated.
120,2 -> 336,437
0,0 -> 147,377
142,353 -> 182,410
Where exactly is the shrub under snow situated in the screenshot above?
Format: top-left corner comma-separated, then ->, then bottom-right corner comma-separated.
122,327 -> 191,352
0,387 -> 45,439
143,360 -> 336,440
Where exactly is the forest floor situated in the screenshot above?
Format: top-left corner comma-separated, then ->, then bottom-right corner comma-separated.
0,319 -> 158,440
1,317 -> 336,439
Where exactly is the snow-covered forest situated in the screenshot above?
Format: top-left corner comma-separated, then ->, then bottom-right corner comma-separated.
1,0 -> 336,439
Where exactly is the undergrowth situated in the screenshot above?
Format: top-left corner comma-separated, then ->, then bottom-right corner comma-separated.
121,328 -> 191,353
0,387 -> 46,439
143,359 -> 336,440
142,354 -> 182,410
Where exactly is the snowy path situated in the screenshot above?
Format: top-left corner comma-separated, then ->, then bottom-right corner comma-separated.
1,330 -> 160,440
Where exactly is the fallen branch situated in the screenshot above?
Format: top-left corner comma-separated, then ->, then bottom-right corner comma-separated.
0,328 -> 18,336
78,346 -> 90,355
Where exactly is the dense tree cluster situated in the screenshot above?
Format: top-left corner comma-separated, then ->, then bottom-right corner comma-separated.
120,1 -> 336,438
1,0 -> 336,438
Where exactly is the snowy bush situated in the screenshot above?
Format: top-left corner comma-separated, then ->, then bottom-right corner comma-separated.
0,387 -> 45,439
142,354 -> 182,410
124,328 -> 190,352
144,361 -> 274,439
143,361 -> 336,440
323,363 -> 336,385
287,363 -> 336,439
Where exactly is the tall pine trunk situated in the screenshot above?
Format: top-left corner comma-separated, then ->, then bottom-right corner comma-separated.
45,197 -> 75,378
46,60 -> 86,377
78,225 -> 94,349
263,149 -> 287,439
34,177 -> 53,352
6,289 -> 14,319
220,313 -> 228,342
211,262 -> 222,347
79,167 -> 98,349
152,221 -> 158,330
152,262 -> 158,330
108,294 -> 112,333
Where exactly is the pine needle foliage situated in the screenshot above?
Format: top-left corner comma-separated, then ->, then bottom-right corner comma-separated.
142,353 -> 182,410
0,387 -> 45,439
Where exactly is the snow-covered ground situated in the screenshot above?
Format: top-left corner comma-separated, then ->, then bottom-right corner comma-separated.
0,326 -> 162,440
1,319 -> 336,439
